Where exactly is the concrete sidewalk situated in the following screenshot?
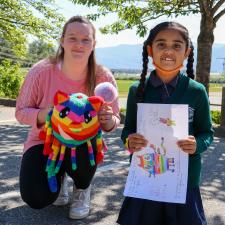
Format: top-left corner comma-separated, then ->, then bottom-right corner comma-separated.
0,107 -> 225,225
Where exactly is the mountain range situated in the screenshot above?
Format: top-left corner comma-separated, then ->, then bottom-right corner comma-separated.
95,43 -> 225,73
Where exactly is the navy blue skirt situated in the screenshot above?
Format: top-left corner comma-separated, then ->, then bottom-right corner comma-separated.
117,187 -> 207,225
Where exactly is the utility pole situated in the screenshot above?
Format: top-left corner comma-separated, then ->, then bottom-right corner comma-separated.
221,87 -> 225,128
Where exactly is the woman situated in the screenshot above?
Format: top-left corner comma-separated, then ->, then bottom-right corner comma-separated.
16,16 -> 120,220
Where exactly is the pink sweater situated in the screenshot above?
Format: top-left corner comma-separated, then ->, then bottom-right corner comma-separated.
15,59 -> 120,152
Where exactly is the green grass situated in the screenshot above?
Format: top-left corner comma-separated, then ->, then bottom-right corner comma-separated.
117,79 -> 224,98
209,83 -> 224,92
117,79 -> 138,97
17,69 -> 224,97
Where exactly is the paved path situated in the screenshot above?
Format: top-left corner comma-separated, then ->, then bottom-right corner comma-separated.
0,107 -> 224,225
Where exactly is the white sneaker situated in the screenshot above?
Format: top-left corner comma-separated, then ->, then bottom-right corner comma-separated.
69,184 -> 91,219
53,174 -> 69,206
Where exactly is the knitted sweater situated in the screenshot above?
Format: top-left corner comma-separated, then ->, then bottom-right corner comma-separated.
121,71 -> 214,187
16,59 -> 120,152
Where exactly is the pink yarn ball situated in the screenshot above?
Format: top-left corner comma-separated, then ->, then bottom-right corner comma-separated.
94,82 -> 118,103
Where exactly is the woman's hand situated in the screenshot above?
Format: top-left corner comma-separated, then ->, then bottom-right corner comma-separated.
37,106 -> 53,127
177,135 -> 196,154
128,133 -> 148,153
98,104 -> 115,131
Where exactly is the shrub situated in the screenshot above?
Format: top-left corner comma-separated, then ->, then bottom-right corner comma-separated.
120,107 -> 126,113
0,60 -> 23,99
211,110 -> 221,125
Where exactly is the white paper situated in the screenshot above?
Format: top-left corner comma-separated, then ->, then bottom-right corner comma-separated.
124,103 -> 189,203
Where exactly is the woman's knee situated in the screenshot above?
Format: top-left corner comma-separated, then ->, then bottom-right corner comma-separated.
19,145 -> 58,208
20,180 -> 58,209
20,192 -> 47,209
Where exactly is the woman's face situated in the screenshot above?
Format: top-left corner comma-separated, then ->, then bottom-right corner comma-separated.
61,22 -> 95,62
150,29 -> 189,71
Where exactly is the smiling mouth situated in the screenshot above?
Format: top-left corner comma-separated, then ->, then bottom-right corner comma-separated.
58,124 -> 73,140
161,57 -> 174,61
72,50 -> 84,53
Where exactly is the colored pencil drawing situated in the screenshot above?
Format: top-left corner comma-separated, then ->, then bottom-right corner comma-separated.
159,117 -> 176,126
137,137 -> 175,177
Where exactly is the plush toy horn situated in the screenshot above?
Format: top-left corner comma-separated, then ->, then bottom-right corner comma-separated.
88,96 -> 104,112
54,91 -> 69,105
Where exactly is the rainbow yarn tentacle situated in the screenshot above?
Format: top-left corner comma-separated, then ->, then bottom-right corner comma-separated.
87,140 -> 95,166
96,130 -> 103,152
42,110 -> 54,155
71,147 -> 77,170
46,143 -> 60,192
55,145 -> 66,174
96,130 -> 104,164
39,91 -> 109,193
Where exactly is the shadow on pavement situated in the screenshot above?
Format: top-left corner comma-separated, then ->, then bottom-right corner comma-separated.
0,124 -> 28,147
201,137 -> 225,225
201,137 -> 225,201
1,123 -> 225,225
0,124 -> 127,225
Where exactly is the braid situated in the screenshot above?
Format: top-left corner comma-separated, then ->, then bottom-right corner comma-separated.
186,42 -> 195,79
136,42 -> 149,103
135,22 -> 193,101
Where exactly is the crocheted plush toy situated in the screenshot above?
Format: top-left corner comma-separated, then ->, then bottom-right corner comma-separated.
39,91 -> 107,193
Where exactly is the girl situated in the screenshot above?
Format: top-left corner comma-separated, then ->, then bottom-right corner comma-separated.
16,16 -> 120,220
117,22 -> 213,225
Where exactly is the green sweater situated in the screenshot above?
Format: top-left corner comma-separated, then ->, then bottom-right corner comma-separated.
121,72 -> 214,187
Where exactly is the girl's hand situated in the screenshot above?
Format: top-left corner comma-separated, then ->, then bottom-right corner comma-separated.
128,133 -> 148,152
98,104 -> 115,131
177,135 -> 196,154
37,106 -> 53,126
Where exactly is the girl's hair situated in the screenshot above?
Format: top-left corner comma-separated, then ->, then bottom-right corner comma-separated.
136,21 -> 195,102
50,16 -> 97,96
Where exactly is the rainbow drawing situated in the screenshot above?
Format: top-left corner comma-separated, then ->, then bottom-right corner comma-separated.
137,153 -> 175,177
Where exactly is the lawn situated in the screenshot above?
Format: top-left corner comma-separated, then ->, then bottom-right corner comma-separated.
17,69 -> 224,98
117,80 -> 138,98
117,79 -> 224,98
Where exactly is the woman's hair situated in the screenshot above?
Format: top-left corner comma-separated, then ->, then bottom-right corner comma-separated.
136,21 -> 195,102
50,16 -> 97,96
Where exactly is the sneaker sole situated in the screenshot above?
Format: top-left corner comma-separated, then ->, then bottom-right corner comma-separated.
69,212 -> 89,220
53,199 -> 69,206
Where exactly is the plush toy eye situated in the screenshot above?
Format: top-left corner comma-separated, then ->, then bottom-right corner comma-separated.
59,107 -> 70,118
84,111 -> 92,123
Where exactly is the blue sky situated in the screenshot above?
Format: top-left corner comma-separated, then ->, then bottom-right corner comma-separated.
55,0 -> 225,48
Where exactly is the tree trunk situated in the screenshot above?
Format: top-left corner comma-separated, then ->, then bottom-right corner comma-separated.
196,14 -> 215,93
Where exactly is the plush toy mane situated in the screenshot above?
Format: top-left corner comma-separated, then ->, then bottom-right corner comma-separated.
39,91 -> 107,192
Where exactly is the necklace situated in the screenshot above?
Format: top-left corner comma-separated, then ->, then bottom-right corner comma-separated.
163,83 -> 170,98
162,75 -> 179,98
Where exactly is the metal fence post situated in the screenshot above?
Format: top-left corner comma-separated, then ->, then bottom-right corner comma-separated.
220,86 -> 225,127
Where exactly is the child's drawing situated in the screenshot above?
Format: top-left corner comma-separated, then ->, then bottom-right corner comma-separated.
137,152 -> 175,177
124,104 -> 189,204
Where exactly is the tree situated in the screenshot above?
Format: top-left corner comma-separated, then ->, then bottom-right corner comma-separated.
0,0 -> 65,56
0,39 -> 35,66
28,39 -> 56,64
71,0 -> 225,93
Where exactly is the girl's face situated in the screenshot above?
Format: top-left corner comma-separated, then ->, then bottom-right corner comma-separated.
61,22 -> 96,62
150,29 -> 190,71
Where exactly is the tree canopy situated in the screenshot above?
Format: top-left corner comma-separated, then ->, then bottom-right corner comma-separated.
0,0 -> 65,56
71,0 -> 201,36
71,0 -> 225,92
28,39 -> 56,64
